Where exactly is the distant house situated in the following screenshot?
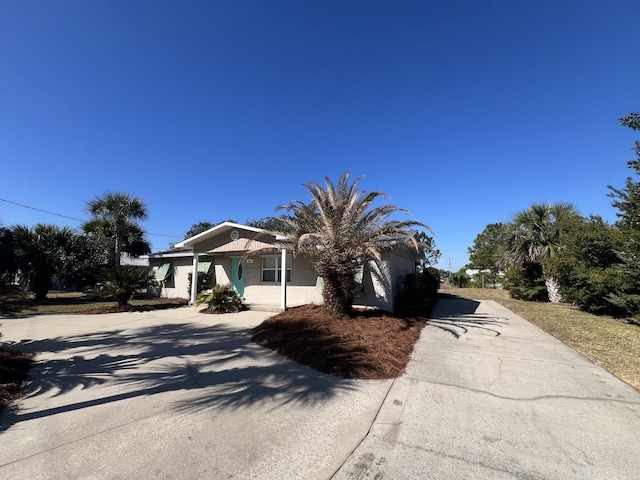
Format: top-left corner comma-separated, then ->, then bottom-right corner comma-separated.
465,268 -> 505,288
145,221 -> 422,312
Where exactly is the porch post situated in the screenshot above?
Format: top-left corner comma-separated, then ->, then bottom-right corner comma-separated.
190,252 -> 200,305
280,248 -> 287,311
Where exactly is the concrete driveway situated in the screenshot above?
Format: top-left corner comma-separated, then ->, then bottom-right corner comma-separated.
334,298 -> 640,479
3,298 -> 640,479
0,307 -> 391,480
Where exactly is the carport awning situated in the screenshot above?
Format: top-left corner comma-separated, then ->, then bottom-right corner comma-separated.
198,261 -> 212,274
155,263 -> 172,281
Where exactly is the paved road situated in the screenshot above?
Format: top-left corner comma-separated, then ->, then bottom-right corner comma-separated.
2,298 -> 640,479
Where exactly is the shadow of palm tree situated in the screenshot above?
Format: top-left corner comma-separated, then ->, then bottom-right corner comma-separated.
428,296 -> 507,338
0,321 -> 356,432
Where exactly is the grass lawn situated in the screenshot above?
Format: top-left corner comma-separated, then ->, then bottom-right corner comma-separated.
442,286 -> 640,391
0,290 -> 188,316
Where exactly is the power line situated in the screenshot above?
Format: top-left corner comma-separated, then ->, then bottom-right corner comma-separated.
0,198 -> 182,239
1,197 -> 84,222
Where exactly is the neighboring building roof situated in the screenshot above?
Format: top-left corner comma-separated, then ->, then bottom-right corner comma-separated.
141,247 -> 194,260
120,253 -> 151,266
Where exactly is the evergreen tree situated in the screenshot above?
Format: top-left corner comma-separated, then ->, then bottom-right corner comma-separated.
606,113 -> 640,317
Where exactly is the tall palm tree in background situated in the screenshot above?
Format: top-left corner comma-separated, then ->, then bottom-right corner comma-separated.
85,192 -> 149,266
0,223 -> 14,286
265,173 -> 431,317
12,224 -> 75,300
507,203 -> 579,303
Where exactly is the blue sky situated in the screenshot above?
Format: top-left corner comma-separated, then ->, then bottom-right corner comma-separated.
1,1 -> 638,271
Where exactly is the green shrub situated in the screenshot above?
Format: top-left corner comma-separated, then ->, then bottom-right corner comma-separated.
607,246 -> 640,318
395,268 -> 440,316
98,265 -> 156,306
449,269 -> 470,288
504,264 -> 547,302
195,284 -> 243,313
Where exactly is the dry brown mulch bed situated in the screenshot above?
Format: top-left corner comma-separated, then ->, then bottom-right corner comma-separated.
82,298 -> 189,314
252,304 -> 427,379
0,348 -> 34,411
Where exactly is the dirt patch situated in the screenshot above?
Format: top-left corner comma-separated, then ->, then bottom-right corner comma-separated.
252,304 -> 427,379
0,348 -> 34,411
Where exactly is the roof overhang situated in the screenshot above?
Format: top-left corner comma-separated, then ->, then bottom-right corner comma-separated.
174,222 -> 267,249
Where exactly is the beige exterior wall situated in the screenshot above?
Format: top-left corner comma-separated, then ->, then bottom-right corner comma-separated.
388,248 -> 416,294
149,257 -> 191,299
150,256 -> 215,300
241,254 -> 323,307
152,224 -> 418,311
214,258 -> 232,285
194,230 -> 275,254
354,257 -> 392,311
353,249 -> 417,312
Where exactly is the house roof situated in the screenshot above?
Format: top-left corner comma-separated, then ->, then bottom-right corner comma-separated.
174,222 -> 266,249
170,222 -> 423,257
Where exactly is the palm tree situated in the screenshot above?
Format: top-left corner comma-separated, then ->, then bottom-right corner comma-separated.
85,192 -> 149,266
264,173 -> 431,317
12,224 -> 75,300
506,203 -> 579,303
100,265 -> 155,307
0,224 -> 15,286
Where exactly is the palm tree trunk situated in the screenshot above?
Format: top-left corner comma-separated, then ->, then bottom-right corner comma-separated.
114,221 -> 124,267
545,276 -> 564,303
321,273 -> 354,317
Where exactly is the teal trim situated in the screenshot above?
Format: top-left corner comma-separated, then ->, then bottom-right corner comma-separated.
155,263 -> 172,281
197,261 -> 212,274
231,258 -> 245,296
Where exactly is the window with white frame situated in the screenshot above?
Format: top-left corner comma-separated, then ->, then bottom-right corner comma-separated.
261,255 -> 292,282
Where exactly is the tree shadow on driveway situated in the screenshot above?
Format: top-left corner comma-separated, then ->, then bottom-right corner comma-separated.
427,295 -> 507,338
0,321 -> 358,432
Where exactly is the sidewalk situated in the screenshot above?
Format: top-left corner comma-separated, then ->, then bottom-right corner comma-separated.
332,298 -> 640,479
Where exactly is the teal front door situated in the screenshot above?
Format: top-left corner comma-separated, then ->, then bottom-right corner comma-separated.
231,258 -> 245,296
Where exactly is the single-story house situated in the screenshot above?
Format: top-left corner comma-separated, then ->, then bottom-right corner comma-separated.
146,221 -> 422,312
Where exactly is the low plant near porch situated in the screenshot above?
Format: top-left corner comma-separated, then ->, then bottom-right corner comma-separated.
195,284 -> 243,313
